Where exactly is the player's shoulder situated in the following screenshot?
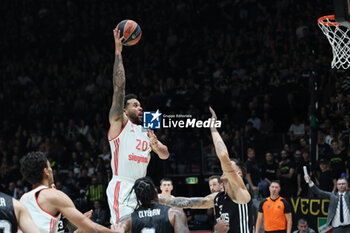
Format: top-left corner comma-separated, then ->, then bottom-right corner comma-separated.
39,188 -> 66,202
108,115 -> 129,140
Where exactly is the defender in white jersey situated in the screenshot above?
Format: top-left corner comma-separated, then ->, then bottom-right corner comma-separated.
107,29 -> 169,223
20,151 -> 123,233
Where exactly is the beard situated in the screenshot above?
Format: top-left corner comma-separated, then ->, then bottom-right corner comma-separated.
129,114 -> 142,125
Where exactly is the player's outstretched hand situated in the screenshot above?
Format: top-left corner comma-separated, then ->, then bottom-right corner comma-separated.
111,223 -> 126,233
148,130 -> 158,147
214,221 -> 230,233
113,28 -> 124,54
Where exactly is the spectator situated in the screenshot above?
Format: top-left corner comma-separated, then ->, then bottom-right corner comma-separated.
292,218 -> 316,233
317,131 -> 331,159
315,159 -> 336,192
247,110 -> 261,131
329,139 -> 346,180
297,150 -> 313,197
245,148 -> 261,198
260,152 -> 278,198
260,112 -> 274,135
278,150 -> 296,198
91,200 -> 108,226
288,118 -> 305,142
84,176 -> 105,206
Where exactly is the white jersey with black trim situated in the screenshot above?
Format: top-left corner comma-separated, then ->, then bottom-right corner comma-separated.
20,185 -> 61,233
108,119 -> 151,181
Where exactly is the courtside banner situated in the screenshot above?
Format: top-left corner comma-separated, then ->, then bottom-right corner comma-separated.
289,197 -> 332,233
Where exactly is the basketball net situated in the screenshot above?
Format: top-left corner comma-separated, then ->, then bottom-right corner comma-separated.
318,15 -> 350,69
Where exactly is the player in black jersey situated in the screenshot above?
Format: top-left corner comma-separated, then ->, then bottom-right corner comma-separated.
116,177 -> 189,233
0,192 -> 40,233
159,107 -> 252,233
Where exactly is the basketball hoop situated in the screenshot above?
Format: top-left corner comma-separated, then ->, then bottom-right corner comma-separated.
318,15 -> 350,69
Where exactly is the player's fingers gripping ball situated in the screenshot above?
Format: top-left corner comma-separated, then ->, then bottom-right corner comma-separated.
116,19 -> 142,46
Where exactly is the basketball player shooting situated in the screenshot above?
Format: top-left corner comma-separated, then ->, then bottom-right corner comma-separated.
106,28 -> 169,224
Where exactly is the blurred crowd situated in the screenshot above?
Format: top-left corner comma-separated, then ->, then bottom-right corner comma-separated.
0,0 -> 350,227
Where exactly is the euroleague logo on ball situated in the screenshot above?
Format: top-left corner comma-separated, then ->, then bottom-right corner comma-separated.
117,19 -> 142,46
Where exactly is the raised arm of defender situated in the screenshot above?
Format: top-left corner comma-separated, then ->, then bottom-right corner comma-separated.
109,29 -> 127,140
209,107 -> 250,204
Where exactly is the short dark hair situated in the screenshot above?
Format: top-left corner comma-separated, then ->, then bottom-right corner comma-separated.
270,180 -> 281,186
337,177 -> 349,185
132,177 -> 157,208
319,159 -> 329,165
160,178 -> 172,185
232,158 -> 247,177
124,93 -> 138,108
20,151 -> 48,185
298,218 -> 308,225
209,175 -> 222,184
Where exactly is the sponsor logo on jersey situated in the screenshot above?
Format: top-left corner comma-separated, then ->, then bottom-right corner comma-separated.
128,153 -> 148,163
216,213 -> 229,223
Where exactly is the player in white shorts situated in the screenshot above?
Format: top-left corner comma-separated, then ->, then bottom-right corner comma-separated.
107,28 -> 169,224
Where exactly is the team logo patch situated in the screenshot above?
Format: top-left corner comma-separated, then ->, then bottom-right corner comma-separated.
318,217 -> 332,233
143,110 -> 161,129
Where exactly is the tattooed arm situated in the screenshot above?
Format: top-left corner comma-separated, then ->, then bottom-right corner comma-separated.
108,29 -> 127,140
159,193 -> 217,209
209,107 -> 250,204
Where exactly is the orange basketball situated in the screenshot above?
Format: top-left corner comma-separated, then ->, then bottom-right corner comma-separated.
116,20 -> 142,46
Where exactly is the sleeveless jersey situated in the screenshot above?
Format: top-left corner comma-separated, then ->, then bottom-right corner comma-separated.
131,203 -> 174,233
214,191 -> 254,233
20,186 -> 61,233
0,192 -> 18,233
108,119 -> 151,180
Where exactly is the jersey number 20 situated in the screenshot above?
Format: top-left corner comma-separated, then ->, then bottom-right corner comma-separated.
136,139 -> 148,151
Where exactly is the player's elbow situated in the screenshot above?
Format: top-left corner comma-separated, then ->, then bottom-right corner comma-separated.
155,145 -> 169,159
158,151 -> 170,160
236,191 -> 251,204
